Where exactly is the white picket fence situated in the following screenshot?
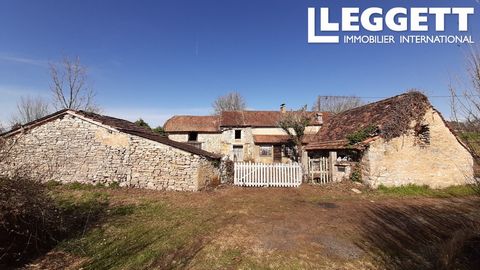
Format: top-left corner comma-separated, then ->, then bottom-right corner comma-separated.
234,162 -> 303,187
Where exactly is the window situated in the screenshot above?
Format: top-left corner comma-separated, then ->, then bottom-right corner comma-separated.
235,130 -> 242,139
416,124 -> 430,147
232,145 -> 243,161
188,132 -> 198,141
259,145 -> 272,156
283,145 -> 295,157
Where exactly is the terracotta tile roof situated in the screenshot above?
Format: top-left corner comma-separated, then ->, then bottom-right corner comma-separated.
306,139 -> 362,150
163,110 -> 329,132
1,110 -> 220,159
302,134 -> 317,144
307,92 -> 431,150
253,135 -> 291,144
305,138 -> 375,151
163,115 -> 220,133
220,111 -> 328,127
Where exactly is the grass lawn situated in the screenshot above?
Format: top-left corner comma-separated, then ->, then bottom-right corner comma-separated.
26,182 -> 480,270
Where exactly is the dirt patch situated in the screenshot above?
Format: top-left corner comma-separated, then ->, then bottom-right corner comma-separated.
28,184 -> 480,269
314,235 -> 363,260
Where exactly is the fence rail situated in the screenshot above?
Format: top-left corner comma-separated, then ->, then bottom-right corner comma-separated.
234,162 -> 303,187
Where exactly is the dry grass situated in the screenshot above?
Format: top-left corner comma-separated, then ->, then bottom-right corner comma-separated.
23,182 -> 480,270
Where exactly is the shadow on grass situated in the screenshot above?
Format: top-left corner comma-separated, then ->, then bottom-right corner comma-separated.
358,200 -> 480,270
0,178 -> 112,269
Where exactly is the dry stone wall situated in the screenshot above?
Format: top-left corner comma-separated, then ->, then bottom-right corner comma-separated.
0,114 -> 219,191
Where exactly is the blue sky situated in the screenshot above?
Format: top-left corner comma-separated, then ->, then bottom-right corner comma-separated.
0,0 -> 479,127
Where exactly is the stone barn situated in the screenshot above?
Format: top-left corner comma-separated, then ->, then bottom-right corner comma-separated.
0,110 -> 220,191
305,92 -> 474,188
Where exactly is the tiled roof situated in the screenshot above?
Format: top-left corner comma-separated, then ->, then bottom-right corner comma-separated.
163,115 -> 220,132
306,140 -> 352,150
306,92 -> 431,150
220,111 -> 327,127
1,110 -> 220,159
163,110 -> 328,132
253,135 -> 291,144
305,139 -> 373,151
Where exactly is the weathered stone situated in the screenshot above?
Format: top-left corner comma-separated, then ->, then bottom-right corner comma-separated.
361,108 -> 473,188
0,114 -> 220,191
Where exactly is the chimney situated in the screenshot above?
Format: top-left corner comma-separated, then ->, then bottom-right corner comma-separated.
316,112 -> 323,124
280,103 -> 286,113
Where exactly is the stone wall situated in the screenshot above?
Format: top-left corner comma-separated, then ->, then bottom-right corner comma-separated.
169,125 -> 321,164
220,127 -> 255,161
362,108 -> 474,188
0,114 -> 219,191
168,133 -> 223,155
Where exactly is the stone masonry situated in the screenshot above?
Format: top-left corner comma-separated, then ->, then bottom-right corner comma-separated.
0,114 -> 219,191
361,108 -> 474,188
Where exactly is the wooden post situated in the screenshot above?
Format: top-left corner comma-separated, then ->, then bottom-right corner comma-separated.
329,151 -> 337,182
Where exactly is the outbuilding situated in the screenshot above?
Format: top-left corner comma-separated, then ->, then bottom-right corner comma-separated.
0,110 -> 220,191
305,92 -> 474,188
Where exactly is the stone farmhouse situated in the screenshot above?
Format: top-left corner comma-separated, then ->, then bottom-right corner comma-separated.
165,92 -> 474,188
164,107 -> 327,163
0,92 -> 474,190
305,92 -> 474,188
0,110 -> 220,191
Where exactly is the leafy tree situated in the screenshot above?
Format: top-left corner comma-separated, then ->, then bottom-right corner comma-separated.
152,126 -> 166,135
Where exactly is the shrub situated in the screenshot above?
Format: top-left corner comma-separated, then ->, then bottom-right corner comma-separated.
0,176 -> 62,266
350,164 -> 362,182
0,176 -> 108,267
346,125 -> 377,145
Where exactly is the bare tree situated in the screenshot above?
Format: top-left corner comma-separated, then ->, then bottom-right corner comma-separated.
313,95 -> 364,114
278,105 -> 311,163
212,91 -> 246,115
450,47 -> 480,192
50,56 -> 99,112
10,96 -> 50,126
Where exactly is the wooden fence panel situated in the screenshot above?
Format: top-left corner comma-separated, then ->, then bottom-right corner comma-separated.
309,157 -> 332,184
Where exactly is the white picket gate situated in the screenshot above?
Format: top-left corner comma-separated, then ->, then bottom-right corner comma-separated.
234,162 -> 303,187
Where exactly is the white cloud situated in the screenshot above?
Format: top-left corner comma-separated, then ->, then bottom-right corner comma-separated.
0,54 -> 49,67
103,107 -> 213,127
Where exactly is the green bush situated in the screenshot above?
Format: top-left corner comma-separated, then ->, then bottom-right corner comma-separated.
350,165 -> 362,182
346,125 -> 377,145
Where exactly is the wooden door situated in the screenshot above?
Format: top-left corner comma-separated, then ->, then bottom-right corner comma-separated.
273,145 -> 282,163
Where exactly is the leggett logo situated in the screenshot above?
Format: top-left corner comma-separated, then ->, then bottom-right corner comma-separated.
308,7 -> 475,44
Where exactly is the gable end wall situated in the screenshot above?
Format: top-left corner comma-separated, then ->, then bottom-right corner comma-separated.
362,108 -> 474,188
0,114 -> 218,191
